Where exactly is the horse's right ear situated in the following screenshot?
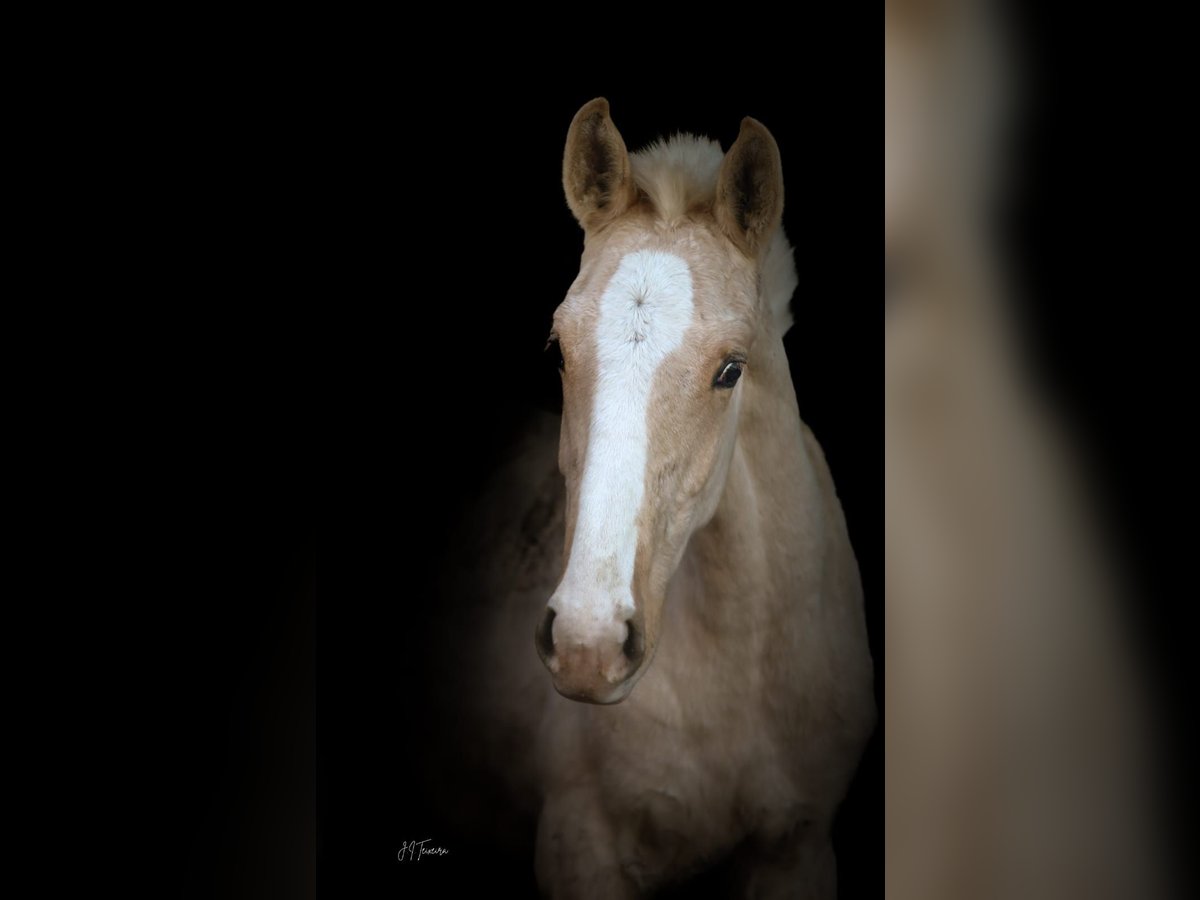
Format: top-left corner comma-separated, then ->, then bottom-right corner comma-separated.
563,98 -> 637,231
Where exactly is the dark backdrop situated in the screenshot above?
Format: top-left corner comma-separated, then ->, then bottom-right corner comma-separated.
167,10 -> 1193,895
316,84 -> 883,896
163,67 -> 883,895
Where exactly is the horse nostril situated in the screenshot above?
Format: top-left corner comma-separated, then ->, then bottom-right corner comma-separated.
536,608 -> 556,658
622,618 -> 644,666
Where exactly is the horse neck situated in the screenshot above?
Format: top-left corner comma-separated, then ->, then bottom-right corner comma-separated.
673,334 -> 825,636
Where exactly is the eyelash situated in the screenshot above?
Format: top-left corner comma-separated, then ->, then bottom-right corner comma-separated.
546,335 -> 564,372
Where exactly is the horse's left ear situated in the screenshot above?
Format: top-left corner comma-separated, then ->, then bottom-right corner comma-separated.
715,117 -> 784,258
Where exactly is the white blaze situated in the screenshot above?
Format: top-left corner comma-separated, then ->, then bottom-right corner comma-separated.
554,250 -> 695,639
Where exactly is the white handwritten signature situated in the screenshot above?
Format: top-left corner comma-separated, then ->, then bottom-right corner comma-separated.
398,839 -> 449,862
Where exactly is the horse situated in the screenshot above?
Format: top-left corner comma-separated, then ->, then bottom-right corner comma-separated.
453,98 -> 876,898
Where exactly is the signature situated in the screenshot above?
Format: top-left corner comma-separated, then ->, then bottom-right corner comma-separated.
397,839 -> 449,862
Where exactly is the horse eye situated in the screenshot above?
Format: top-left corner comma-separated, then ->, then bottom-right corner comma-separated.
714,360 -> 743,389
546,337 -> 565,373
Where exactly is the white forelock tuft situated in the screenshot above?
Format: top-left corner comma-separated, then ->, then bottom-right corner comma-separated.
630,134 -> 724,222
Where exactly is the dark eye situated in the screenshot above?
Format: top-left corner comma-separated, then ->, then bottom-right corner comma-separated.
714,359 -> 743,389
546,336 -> 564,373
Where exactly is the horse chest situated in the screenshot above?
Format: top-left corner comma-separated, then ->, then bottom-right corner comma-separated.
552,663 -> 810,869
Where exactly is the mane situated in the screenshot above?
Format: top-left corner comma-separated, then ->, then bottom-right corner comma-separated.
630,134 -> 797,332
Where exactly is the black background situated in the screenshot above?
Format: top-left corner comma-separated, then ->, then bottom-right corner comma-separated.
167,73 -> 882,895
161,8 -> 1197,897
318,83 -> 883,896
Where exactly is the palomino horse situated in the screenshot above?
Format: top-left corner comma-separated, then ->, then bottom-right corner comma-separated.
462,99 -> 875,898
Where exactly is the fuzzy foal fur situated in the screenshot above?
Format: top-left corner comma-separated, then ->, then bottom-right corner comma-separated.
457,99 -> 875,898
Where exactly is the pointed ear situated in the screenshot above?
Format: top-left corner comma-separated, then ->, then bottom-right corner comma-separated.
563,98 -> 637,231
714,117 -> 784,257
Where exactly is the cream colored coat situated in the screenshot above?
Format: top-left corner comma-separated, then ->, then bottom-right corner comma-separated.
453,100 -> 875,899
